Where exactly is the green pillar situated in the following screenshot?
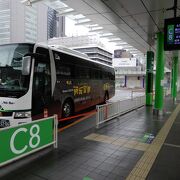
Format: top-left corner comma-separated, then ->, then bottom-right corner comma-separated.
154,32 -> 165,111
171,68 -> 174,97
146,51 -> 154,106
171,56 -> 178,100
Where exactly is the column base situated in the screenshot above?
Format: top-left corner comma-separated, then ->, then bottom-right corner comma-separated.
146,104 -> 153,106
153,109 -> 163,116
173,98 -> 177,104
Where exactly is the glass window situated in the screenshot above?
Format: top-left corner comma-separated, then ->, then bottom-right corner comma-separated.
0,43 -> 34,98
91,69 -> 101,79
54,53 -> 73,79
102,71 -> 109,80
34,62 -> 51,91
75,66 -> 90,79
56,65 -> 71,77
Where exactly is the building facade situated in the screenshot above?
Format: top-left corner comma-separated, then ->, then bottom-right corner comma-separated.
47,7 -> 57,39
73,46 -> 112,65
48,35 -> 113,65
47,8 -> 65,39
0,0 -> 48,44
113,50 -> 146,88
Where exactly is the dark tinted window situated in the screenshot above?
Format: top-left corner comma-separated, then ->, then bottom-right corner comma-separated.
53,51 -> 73,78
109,69 -> 115,80
36,47 -> 50,62
57,65 -> 71,77
34,48 -> 51,93
90,69 -> 102,79
102,71 -> 109,79
55,60 -> 73,79
75,66 -> 90,79
52,50 -> 115,80
54,51 -> 76,64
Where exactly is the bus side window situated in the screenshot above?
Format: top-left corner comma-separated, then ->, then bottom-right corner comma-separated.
102,71 -> 109,80
91,69 -> 101,80
54,52 -> 74,79
55,62 -> 73,79
34,63 -> 51,93
56,65 -> 72,78
95,70 -> 101,79
90,69 -> 95,79
75,66 -> 90,79
99,70 -> 102,79
110,72 -> 115,80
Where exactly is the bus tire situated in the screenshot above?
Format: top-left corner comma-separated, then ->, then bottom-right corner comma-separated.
62,99 -> 74,118
104,92 -> 109,103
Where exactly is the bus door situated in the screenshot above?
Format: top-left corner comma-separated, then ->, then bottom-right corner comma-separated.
32,48 -> 51,116
90,68 -> 102,104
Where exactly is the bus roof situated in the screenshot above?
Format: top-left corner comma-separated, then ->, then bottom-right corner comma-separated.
37,43 -> 113,69
49,44 -> 89,59
0,42 -> 35,46
0,42 -> 113,69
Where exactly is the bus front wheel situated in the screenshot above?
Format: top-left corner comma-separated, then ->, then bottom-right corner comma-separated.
62,99 -> 73,118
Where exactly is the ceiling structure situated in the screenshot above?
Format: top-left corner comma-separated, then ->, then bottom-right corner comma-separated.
22,0 -> 180,68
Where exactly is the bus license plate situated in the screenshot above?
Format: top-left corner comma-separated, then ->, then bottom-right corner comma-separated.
0,119 -> 10,128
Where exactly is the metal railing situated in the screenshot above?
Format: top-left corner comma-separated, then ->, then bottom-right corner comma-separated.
131,89 -> 145,99
96,96 -> 145,128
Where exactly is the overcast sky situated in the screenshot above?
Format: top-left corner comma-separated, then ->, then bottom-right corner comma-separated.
65,17 -> 119,53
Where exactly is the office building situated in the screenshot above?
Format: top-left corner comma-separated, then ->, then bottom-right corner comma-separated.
0,0 -> 48,44
47,8 -> 65,39
48,35 -> 112,65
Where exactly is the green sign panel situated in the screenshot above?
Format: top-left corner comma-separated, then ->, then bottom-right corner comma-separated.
0,117 -> 55,166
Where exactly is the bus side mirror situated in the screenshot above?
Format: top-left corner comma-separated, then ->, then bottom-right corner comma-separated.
22,56 -> 31,75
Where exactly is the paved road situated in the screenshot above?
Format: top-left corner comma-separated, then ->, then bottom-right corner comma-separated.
109,88 -> 145,102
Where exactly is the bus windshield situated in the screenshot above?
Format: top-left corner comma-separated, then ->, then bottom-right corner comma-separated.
0,44 -> 34,98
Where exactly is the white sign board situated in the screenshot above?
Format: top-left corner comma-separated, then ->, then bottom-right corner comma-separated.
113,58 -> 137,67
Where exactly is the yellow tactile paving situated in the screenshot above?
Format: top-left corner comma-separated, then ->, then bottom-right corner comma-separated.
112,138 -> 127,146
84,133 -> 99,140
136,143 -> 148,150
100,138 -> 115,144
126,104 -> 180,180
128,140 -> 139,146
124,143 -> 136,149
84,133 -> 149,151
84,104 -> 180,180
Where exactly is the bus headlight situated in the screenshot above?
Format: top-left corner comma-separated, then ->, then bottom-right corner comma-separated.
14,111 -> 31,118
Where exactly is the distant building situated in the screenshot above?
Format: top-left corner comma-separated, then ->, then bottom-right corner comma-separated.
0,0 -> 48,44
114,49 -> 133,58
113,50 -> 145,88
47,7 -> 65,39
73,46 -> 112,66
48,35 -> 113,65
47,8 -> 57,39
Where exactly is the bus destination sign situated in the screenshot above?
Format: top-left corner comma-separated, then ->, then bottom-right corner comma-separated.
164,17 -> 180,51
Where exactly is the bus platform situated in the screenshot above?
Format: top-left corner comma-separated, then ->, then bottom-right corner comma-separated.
0,95 -> 180,180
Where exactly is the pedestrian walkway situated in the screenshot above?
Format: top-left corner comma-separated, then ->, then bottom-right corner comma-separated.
147,101 -> 180,180
0,95 -> 179,180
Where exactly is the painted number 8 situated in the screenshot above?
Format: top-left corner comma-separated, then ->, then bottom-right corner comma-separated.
10,124 -> 40,155
29,124 -> 40,149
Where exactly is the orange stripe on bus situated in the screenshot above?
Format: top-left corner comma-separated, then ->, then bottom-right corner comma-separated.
58,111 -> 96,132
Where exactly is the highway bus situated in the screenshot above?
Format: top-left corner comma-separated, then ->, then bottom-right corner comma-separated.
0,43 -> 115,128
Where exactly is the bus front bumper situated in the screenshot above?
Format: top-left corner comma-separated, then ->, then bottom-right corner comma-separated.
0,116 -> 32,128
